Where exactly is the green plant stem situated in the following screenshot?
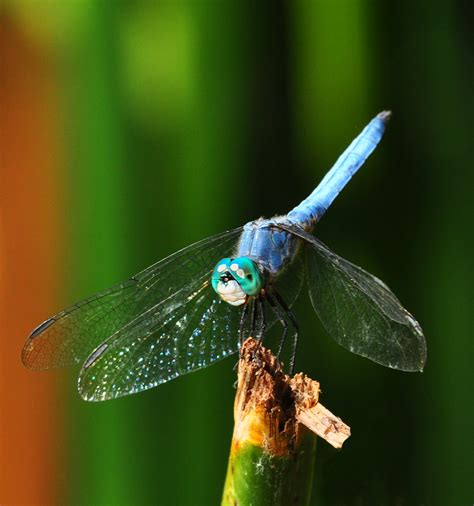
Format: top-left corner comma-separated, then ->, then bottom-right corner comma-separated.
223,426 -> 316,506
222,338 -> 350,506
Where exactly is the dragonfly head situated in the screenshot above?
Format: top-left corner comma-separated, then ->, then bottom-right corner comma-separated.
211,257 -> 263,306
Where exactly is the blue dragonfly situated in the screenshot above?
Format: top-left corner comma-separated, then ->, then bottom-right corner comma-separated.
22,111 -> 426,401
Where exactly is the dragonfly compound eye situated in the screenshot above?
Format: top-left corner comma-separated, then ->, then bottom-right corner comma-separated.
211,257 -> 263,306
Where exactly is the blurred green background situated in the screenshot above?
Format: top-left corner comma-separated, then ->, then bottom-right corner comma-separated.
1,1 -> 472,505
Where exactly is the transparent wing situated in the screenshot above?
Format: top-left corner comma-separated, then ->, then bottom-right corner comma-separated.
276,223 -> 427,371
78,243 -> 306,401
78,280 -> 241,401
22,228 -> 243,370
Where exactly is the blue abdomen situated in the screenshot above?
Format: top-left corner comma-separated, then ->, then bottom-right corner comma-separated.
287,112 -> 390,228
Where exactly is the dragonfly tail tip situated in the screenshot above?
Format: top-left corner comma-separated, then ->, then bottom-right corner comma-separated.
377,110 -> 392,123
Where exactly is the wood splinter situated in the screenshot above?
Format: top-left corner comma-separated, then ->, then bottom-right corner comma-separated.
222,337 -> 350,506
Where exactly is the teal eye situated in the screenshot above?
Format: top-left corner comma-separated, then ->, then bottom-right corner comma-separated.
211,257 -> 263,300
229,258 -> 262,296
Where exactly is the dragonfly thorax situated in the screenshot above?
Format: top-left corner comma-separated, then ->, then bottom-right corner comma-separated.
211,257 -> 263,306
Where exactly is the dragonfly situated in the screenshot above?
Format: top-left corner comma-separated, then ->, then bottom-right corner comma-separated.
22,111 -> 427,402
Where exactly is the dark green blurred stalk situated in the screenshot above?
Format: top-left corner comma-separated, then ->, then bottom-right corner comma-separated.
409,3 -> 473,503
65,3 -> 131,504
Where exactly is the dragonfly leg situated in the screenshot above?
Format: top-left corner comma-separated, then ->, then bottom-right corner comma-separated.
251,297 -> 267,365
238,302 -> 250,348
256,296 -> 266,341
235,300 -> 253,371
274,290 -> 299,375
266,292 -> 288,359
250,297 -> 258,338
235,297 -> 265,375
246,298 -> 259,362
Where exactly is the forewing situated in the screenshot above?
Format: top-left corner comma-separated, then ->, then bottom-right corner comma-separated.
277,223 -> 427,371
78,282 -> 240,401
22,228 -> 242,370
